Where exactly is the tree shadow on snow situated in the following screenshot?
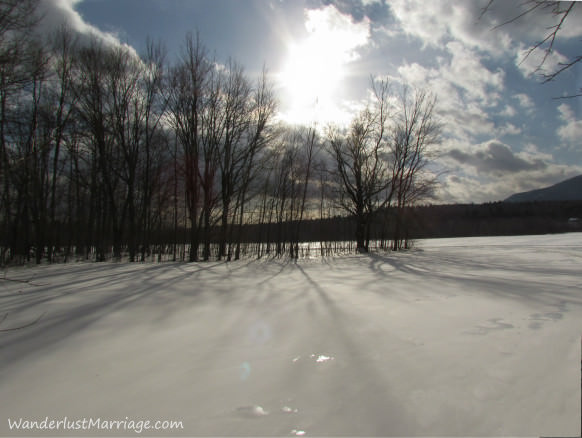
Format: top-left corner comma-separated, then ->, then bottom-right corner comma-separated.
363,250 -> 582,324
292,263 -> 420,435
0,261 -> 243,368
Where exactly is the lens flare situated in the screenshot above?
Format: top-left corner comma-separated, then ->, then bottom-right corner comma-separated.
239,361 -> 251,380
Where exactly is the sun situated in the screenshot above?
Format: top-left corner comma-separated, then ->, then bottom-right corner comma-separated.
279,37 -> 345,125
277,6 -> 370,126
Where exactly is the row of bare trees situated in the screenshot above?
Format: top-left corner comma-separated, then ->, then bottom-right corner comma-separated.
328,80 -> 440,252
166,33 -> 277,261
0,0 -> 440,264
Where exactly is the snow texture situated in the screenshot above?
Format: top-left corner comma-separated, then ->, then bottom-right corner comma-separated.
1,233 -> 581,436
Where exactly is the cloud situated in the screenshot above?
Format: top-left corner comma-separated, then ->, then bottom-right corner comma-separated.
395,43 -> 504,142
557,103 -> 582,145
514,93 -> 534,111
365,1 -> 582,204
497,123 -> 521,136
35,0 -> 137,55
442,41 -> 504,104
439,140 -> 581,203
515,44 -> 569,79
304,5 -> 371,62
499,105 -> 516,117
278,4 -> 371,126
439,163 -> 582,203
438,174 -> 501,203
446,141 -> 546,175
386,0 -> 582,56
317,0 -> 391,24
522,143 -> 553,162
382,0 -> 580,204
396,42 -> 505,105
385,0 -> 512,54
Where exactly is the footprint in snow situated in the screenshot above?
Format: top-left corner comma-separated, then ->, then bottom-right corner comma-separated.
528,312 -> 563,330
235,405 -> 269,418
235,405 -> 298,418
465,318 -> 514,335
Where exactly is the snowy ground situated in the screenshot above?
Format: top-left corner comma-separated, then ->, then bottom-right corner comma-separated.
1,233 -> 581,436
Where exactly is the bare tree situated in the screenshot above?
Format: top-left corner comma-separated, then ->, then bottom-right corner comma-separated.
0,19 -> 291,263
73,39 -> 144,261
390,86 -> 440,250
327,80 -> 392,253
216,60 -> 252,260
137,39 -> 169,261
44,27 -> 77,262
0,0 -> 39,90
198,64 -> 223,261
275,141 -> 297,257
8,40 -> 50,263
315,158 -> 331,256
291,125 -> 317,259
326,79 -> 440,253
0,13 -> 440,263
107,45 -> 144,261
167,33 -> 211,261
481,0 -> 580,97
232,67 -> 276,260
0,0 -> 40,263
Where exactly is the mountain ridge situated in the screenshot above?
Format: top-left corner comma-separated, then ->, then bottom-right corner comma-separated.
504,175 -> 582,202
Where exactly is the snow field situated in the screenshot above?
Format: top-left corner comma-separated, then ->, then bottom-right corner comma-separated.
1,233 -> 581,436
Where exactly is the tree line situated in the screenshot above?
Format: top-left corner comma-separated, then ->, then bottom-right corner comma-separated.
0,0 -> 440,265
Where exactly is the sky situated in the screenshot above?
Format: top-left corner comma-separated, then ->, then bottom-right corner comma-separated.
34,0 -> 582,204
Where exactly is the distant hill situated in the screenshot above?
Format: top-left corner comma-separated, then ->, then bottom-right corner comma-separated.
505,175 -> 582,203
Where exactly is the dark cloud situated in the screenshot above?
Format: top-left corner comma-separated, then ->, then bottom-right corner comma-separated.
447,142 -> 547,175
308,0 -> 391,24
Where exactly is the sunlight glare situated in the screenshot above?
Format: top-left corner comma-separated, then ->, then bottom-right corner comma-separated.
278,6 -> 370,126
281,38 -> 344,121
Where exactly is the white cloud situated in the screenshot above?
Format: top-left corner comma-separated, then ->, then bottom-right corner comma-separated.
395,43 -> 504,143
503,165 -> 582,198
361,0 -> 383,7
396,62 -> 430,85
515,44 -> 568,79
304,5 -> 371,62
438,174 -> 500,204
397,43 -> 505,104
387,0 -> 582,57
439,140 -> 581,203
557,103 -> 582,145
386,0 -> 512,54
35,0 -> 138,55
500,105 -> 516,117
366,1 -> 582,203
439,164 -> 582,203
522,143 -> 553,162
514,93 -> 534,111
476,0 -> 582,47
498,122 -> 521,136
442,42 -> 504,104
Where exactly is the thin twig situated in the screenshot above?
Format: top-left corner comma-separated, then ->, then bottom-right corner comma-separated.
478,0 -> 495,21
0,274 -> 47,286
543,55 -> 582,83
491,0 -> 544,31
1,277 -> 32,284
552,92 -> 582,100
0,312 -> 47,332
